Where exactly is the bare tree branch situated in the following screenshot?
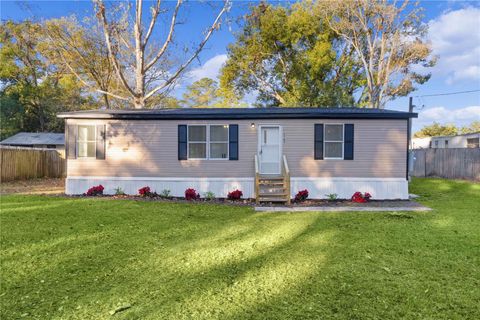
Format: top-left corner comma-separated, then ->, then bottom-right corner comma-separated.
143,0 -> 161,47
94,0 -> 135,97
145,1 -> 229,100
144,0 -> 182,72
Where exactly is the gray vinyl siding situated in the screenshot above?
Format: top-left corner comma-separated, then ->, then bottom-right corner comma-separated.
66,118 -> 407,178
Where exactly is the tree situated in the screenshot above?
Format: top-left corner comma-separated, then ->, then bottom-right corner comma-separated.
85,0 -> 230,109
43,16 -> 121,109
182,78 -> 219,108
460,121 -> 480,134
220,1 -> 364,107
320,0 -> 436,108
0,20 -> 97,136
414,123 -> 458,138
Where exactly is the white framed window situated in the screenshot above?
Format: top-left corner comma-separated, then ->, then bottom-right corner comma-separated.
77,125 -> 96,158
324,124 -> 344,159
187,125 -> 229,160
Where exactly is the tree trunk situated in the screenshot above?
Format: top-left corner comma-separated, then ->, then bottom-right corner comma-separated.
102,93 -> 110,109
133,96 -> 145,109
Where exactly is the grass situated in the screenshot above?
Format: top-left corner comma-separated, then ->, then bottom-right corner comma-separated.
1,178 -> 479,319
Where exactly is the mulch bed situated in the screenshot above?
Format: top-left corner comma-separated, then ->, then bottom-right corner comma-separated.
60,194 -> 424,208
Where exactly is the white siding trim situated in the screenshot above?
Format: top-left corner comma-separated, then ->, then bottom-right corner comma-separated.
66,176 -> 409,199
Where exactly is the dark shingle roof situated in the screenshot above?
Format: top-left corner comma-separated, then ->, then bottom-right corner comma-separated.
58,107 -> 417,120
0,132 -> 64,146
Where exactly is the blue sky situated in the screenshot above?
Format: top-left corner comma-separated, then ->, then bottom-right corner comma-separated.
1,0 -> 479,132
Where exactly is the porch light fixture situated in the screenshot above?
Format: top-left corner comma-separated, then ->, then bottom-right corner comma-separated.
251,123 -> 255,128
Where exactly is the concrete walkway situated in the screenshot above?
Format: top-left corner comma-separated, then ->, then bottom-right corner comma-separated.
255,206 -> 432,212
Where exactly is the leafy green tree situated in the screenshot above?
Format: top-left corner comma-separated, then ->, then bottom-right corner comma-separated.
183,78 -> 219,108
182,77 -> 246,108
460,121 -> 480,134
220,1 -> 364,107
414,123 -> 458,138
0,20 -> 98,137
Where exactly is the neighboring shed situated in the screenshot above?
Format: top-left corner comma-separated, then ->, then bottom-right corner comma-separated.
412,132 -> 480,149
0,132 -> 65,150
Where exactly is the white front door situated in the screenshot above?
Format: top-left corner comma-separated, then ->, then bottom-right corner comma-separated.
259,126 -> 281,174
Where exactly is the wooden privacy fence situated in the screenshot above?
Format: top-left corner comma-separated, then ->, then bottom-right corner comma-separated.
411,148 -> 480,181
0,147 -> 66,182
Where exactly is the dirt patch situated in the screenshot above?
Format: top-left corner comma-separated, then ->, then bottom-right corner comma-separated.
0,178 -> 64,195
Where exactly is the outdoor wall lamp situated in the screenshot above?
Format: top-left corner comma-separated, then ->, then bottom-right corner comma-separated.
251,123 -> 255,128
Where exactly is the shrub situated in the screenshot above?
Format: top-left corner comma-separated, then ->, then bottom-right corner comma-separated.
185,188 -> 200,201
160,189 -> 172,198
203,191 -> 216,201
85,185 -> 104,196
294,189 -> 309,203
138,186 -> 151,197
325,193 -> 338,201
351,192 -> 372,203
114,187 -> 125,195
227,189 -> 243,201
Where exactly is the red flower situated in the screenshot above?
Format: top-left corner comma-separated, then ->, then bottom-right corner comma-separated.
351,191 -> 371,203
138,186 -> 151,197
185,188 -> 200,201
227,189 -> 243,201
85,185 -> 104,196
294,189 -> 309,203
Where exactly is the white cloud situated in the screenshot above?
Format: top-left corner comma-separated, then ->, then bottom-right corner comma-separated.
186,54 -> 228,83
414,105 -> 480,130
428,7 -> 480,84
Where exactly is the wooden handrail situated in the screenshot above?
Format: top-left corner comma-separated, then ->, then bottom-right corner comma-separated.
282,155 -> 289,175
282,155 -> 291,205
254,155 -> 260,204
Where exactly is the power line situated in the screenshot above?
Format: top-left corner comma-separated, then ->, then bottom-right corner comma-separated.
413,89 -> 480,98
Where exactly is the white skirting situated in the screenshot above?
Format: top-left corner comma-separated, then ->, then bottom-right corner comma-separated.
66,176 -> 409,200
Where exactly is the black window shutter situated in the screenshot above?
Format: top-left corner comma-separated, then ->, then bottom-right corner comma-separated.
96,124 -> 106,160
66,124 -> 77,159
344,124 -> 354,160
229,124 -> 239,160
178,125 -> 187,160
314,124 -> 324,160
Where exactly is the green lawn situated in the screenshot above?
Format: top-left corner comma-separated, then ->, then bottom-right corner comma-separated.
1,178 -> 479,319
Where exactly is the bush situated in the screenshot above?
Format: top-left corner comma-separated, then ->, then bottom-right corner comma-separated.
294,189 -> 309,203
227,189 -> 243,201
185,188 -> 200,201
325,193 -> 338,201
85,185 -> 104,196
114,187 -> 125,195
138,186 -> 151,197
203,191 -> 216,201
160,189 -> 172,198
351,192 -> 372,203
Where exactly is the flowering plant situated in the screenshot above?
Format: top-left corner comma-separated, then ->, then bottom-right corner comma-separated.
185,188 -> 200,201
85,185 -> 104,196
227,189 -> 243,201
351,192 -> 372,203
294,189 -> 309,203
138,186 -> 151,197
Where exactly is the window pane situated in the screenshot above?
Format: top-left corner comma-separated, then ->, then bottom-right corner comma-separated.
188,126 -> 206,142
210,143 -> 228,159
78,142 -> 96,157
87,142 -> 95,157
325,142 -> 342,158
325,125 -> 343,141
78,125 -> 95,141
188,143 -> 206,158
210,125 -> 228,141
